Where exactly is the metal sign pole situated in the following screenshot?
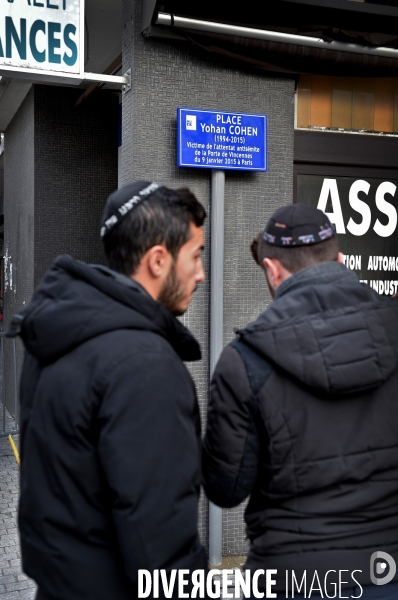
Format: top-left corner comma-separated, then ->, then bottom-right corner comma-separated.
208,169 -> 225,567
176,105 -> 267,566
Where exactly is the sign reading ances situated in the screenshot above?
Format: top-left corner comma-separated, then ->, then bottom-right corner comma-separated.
177,108 -> 268,171
0,0 -> 83,75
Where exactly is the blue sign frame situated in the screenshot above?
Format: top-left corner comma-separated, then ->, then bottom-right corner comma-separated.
177,107 -> 268,172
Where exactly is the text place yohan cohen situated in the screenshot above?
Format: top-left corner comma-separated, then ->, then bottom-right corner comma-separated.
177,108 -> 268,172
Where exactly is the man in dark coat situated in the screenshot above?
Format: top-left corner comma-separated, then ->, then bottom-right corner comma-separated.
12,181 -> 208,599
203,204 -> 398,599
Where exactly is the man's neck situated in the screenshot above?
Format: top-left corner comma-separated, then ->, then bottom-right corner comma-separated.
275,261 -> 354,300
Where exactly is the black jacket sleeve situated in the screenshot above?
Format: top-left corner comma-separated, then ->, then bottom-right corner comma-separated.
96,350 -> 207,582
202,344 -> 261,508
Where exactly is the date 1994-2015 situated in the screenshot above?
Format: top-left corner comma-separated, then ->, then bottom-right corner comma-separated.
214,135 -> 246,144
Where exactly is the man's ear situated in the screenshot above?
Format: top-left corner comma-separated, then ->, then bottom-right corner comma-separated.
145,245 -> 171,279
337,252 -> 345,264
263,258 -> 284,288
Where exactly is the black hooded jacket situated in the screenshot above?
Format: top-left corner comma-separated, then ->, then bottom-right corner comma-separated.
13,255 -> 207,600
203,262 -> 398,591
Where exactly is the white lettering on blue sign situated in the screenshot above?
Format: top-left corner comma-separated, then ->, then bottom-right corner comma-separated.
177,108 -> 268,172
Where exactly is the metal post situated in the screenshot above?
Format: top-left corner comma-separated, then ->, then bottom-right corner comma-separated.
13,338 -> 18,430
208,169 -> 225,567
1,337 -> 4,435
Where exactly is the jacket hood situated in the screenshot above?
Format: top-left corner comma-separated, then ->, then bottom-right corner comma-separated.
238,262 -> 398,395
10,255 -> 201,362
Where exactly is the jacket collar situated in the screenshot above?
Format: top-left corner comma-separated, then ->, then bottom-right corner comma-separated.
11,255 -> 202,363
275,261 -> 358,300
91,264 -> 151,298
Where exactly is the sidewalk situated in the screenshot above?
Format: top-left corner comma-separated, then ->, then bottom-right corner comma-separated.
0,433 -> 36,600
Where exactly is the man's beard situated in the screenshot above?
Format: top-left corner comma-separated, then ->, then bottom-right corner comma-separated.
158,261 -> 189,316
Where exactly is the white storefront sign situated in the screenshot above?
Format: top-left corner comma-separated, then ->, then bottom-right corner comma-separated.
0,0 -> 84,78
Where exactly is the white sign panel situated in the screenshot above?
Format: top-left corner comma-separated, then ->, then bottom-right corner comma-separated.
0,0 -> 84,75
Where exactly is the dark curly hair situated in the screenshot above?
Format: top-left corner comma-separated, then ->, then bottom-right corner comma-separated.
103,186 -> 206,276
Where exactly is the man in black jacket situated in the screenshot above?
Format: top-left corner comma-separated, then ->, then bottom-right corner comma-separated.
13,181 -> 207,599
203,204 -> 398,599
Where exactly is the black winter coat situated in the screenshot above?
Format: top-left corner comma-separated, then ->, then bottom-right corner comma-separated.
203,262 -> 398,591
13,256 -> 207,600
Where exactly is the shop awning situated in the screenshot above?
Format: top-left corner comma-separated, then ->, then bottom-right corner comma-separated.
142,0 -> 398,76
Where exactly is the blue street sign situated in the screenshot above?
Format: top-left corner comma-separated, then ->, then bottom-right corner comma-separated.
177,108 -> 268,172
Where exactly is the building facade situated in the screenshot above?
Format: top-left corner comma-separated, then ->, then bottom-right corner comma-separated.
1,0 -> 398,558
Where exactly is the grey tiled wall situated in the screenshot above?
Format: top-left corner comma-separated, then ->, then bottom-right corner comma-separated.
3,89 -> 35,411
3,85 -> 118,413
33,85 -> 119,287
4,89 -> 35,332
122,0 -> 295,554
4,85 -> 118,316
